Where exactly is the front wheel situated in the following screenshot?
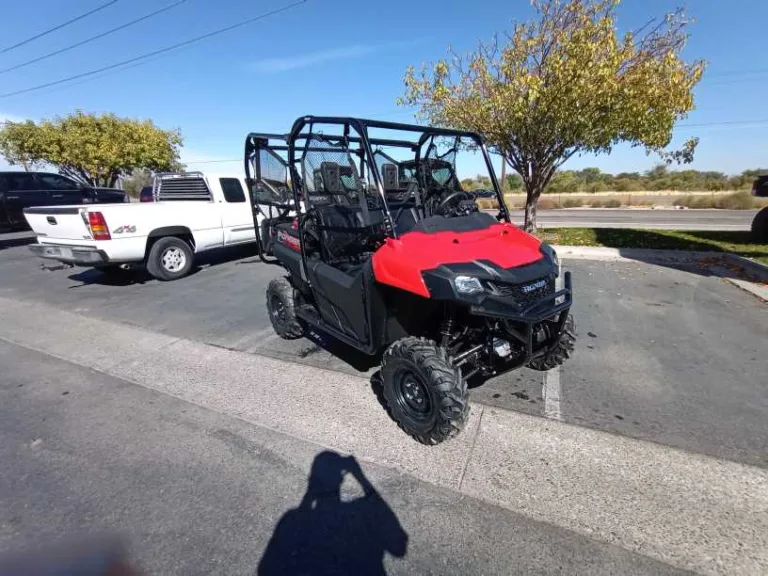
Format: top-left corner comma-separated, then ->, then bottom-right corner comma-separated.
527,313 -> 576,371
381,337 -> 469,445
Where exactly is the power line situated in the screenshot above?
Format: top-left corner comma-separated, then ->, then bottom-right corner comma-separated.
0,0 -> 187,75
0,0 -> 119,54
676,118 -> 768,129
0,0 -> 308,99
184,158 -> 241,164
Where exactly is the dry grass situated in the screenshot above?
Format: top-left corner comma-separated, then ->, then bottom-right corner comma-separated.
561,198 -> 583,208
673,191 -> 762,210
475,198 -> 499,210
538,198 -> 560,210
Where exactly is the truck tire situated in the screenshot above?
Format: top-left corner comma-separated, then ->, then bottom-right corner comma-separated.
527,313 -> 576,371
146,236 -> 193,281
381,337 -> 469,445
751,206 -> 768,243
266,277 -> 305,339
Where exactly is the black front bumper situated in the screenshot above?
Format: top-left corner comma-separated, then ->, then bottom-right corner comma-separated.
464,272 -> 573,372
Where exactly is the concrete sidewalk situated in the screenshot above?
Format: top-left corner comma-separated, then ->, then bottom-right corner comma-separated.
1,296 -> 766,574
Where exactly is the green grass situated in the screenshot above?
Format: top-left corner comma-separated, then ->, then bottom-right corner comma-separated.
536,228 -> 768,265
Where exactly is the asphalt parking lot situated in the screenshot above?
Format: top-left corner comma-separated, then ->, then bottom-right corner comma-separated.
1,233 -> 766,468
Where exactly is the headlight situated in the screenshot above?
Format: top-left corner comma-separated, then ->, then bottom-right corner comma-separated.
454,275 -> 484,295
541,244 -> 560,277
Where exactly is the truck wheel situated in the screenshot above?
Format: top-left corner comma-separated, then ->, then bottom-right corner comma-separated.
751,206 -> 768,242
146,236 -> 193,281
527,313 -> 576,371
381,337 -> 469,445
266,277 -> 305,339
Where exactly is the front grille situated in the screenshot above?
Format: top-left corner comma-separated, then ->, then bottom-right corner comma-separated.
486,276 -> 555,308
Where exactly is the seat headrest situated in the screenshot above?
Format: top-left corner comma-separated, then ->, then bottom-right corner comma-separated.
320,162 -> 342,193
381,163 -> 399,191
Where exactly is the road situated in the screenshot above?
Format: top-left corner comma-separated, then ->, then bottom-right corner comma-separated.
0,339 -> 689,575
1,238 -> 767,573
0,239 -> 766,467
507,208 -> 759,230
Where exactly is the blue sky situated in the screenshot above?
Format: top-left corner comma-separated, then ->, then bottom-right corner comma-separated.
1,0 -> 767,177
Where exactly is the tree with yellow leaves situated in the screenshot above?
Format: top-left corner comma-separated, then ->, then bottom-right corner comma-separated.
401,0 -> 705,231
0,111 -> 183,188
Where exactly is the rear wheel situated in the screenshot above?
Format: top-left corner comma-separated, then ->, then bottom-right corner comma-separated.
146,236 -> 193,281
266,277 -> 305,339
527,313 -> 576,371
381,337 -> 469,445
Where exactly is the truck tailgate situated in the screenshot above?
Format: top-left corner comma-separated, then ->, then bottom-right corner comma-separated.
24,206 -> 91,241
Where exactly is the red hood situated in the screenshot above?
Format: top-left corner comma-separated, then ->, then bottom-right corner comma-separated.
372,223 -> 544,298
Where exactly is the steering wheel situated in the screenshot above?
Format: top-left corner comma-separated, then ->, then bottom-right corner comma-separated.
436,190 -> 473,215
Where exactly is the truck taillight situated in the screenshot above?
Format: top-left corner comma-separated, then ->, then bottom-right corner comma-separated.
88,211 -> 111,240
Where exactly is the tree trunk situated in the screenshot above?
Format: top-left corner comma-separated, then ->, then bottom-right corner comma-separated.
524,184 -> 543,233
500,158 -> 507,193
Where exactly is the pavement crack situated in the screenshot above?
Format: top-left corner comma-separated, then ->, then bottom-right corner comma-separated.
458,404 -> 484,492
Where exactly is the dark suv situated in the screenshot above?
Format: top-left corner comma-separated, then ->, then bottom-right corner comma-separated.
752,175 -> 768,198
0,171 -> 128,229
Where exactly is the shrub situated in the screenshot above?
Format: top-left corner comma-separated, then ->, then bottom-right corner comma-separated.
603,198 -> 621,208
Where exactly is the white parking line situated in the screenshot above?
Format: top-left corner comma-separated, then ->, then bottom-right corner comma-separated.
543,367 -> 562,420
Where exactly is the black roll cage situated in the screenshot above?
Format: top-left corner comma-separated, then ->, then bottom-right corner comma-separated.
252,117 -> 511,275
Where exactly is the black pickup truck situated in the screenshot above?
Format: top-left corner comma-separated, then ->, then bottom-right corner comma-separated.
0,171 -> 128,229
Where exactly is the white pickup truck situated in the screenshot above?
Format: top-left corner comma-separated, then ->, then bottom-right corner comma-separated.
24,172 -> 291,280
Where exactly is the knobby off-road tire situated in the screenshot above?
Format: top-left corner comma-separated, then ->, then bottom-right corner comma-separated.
381,337 -> 469,445
146,236 -> 193,281
527,313 -> 576,371
751,206 -> 768,243
266,277 -> 305,340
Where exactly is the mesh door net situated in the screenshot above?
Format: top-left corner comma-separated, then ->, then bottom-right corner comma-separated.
253,148 -> 291,206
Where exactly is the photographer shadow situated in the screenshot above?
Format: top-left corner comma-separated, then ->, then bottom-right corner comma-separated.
257,451 -> 408,576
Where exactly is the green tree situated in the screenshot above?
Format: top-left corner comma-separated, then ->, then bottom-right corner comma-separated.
401,0 -> 705,231
121,168 -> 154,198
0,111 -> 183,187
506,173 -> 523,190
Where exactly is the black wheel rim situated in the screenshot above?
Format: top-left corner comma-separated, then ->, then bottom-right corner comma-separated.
394,368 -> 432,421
270,294 -> 287,327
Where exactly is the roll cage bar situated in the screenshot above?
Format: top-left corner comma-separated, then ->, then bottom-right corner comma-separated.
284,116 -> 510,229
